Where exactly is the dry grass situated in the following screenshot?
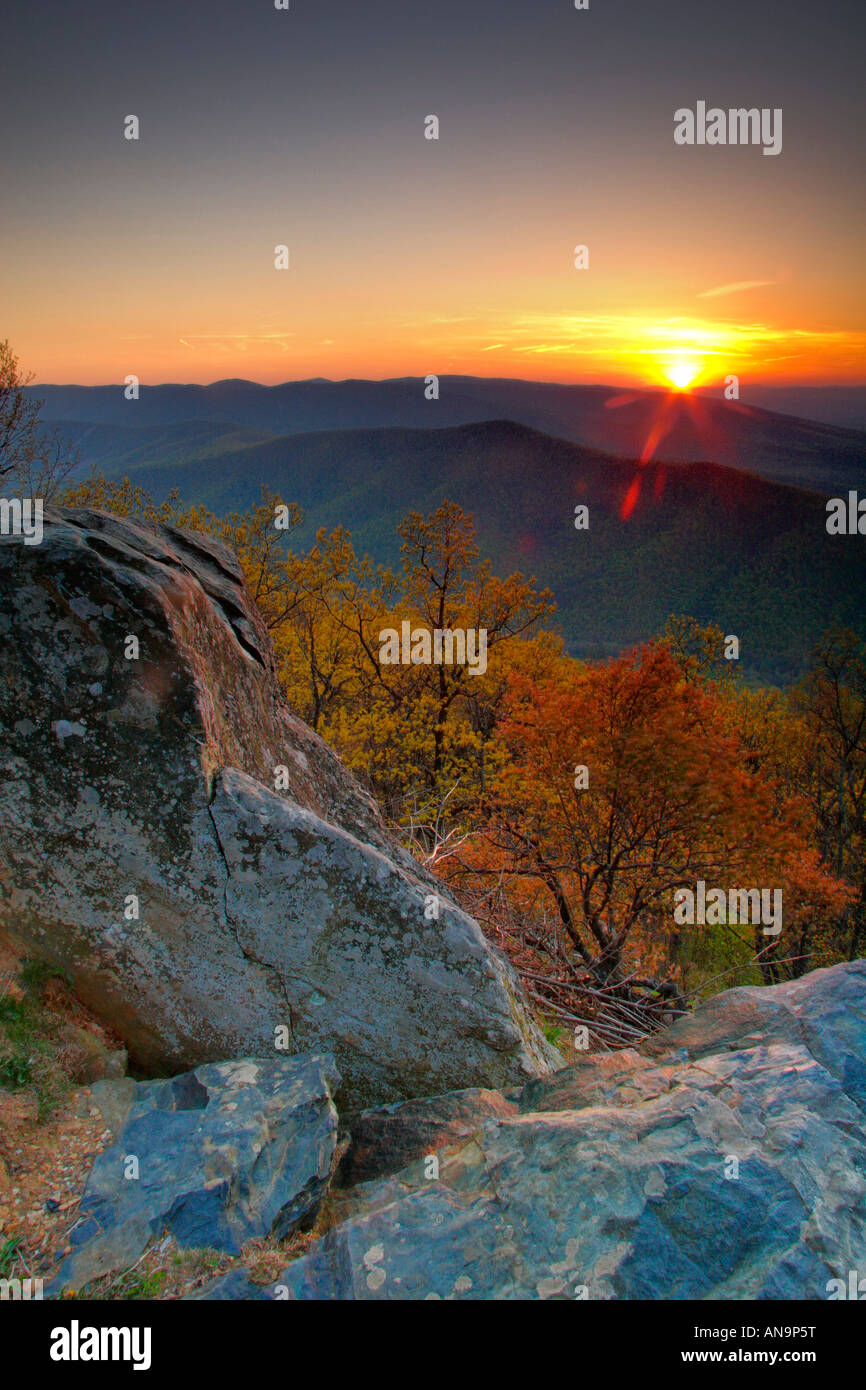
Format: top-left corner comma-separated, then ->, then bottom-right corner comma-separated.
0,940 -> 125,1287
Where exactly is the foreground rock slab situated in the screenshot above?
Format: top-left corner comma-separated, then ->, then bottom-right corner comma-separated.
49,1054 -> 340,1294
197,961 -> 866,1300
0,508 -> 558,1106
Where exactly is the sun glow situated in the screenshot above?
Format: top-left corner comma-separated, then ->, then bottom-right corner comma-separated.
664,359 -> 702,390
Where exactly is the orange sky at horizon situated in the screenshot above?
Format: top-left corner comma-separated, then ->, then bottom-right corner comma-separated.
14,297 -> 866,390
11,238 -> 864,388
7,163 -> 865,390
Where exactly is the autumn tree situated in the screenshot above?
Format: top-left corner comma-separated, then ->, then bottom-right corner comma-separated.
793,627 -> 866,959
274,526 -> 384,733
320,500 -> 554,827
664,614 -> 742,687
0,340 -> 79,499
456,643 -> 848,1021
61,473 -> 183,526
396,501 -> 554,777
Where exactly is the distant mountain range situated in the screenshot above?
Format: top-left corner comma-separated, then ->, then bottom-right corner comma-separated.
695,385 -> 866,433
48,408 -> 866,686
35,375 -> 866,496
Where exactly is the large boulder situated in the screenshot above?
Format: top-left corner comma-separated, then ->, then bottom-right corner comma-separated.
0,508 -> 559,1107
49,1054 -> 340,1294
252,961 -> 866,1300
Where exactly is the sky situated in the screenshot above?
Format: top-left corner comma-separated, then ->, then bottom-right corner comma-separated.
2,0 -> 864,388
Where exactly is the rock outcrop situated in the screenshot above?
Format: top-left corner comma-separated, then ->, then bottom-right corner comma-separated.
0,508 -> 559,1107
49,1054 -> 340,1295
216,960 -> 866,1301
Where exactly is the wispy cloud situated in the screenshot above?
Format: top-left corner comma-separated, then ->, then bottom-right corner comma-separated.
178,331 -> 296,354
178,332 -> 295,342
697,280 -> 775,299
431,313 -> 866,380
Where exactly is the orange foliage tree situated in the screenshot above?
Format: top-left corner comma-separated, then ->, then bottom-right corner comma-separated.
456,643 -> 850,1010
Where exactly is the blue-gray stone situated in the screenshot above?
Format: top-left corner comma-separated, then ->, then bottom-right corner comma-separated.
47,1054 -> 340,1295
264,961 -> 866,1300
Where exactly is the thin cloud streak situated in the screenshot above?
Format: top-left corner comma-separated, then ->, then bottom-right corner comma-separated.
697,280 -> 776,299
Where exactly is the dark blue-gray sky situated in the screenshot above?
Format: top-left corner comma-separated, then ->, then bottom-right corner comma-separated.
2,0 -> 863,385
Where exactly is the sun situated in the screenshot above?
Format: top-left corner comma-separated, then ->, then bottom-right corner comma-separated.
665,359 -> 701,390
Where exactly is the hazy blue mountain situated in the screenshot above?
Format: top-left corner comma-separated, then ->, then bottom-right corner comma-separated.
702,385 -> 866,432
58,416 -> 866,685
36,376 -> 866,495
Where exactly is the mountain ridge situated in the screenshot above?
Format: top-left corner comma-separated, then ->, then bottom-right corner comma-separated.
56,414 -> 866,685
32,375 -> 866,496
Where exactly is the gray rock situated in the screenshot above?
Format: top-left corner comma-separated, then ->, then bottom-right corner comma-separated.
207,767 -> 555,1107
259,961 -> 866,1300
48,1054 -> 340,1294
337,1087 -> 518,1188
0,508 -> 559,1106
78,1077 -> 137,1137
